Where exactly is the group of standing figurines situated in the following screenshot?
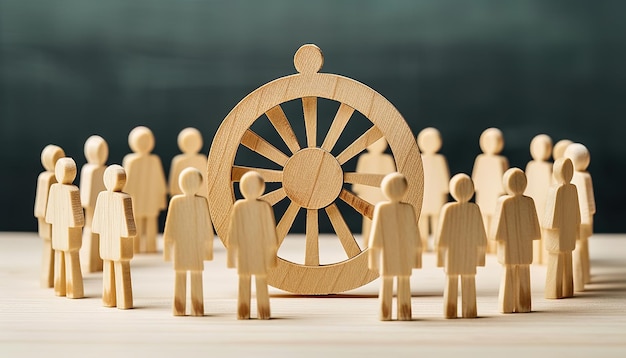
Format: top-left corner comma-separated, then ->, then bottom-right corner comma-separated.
34,125 -> 594,321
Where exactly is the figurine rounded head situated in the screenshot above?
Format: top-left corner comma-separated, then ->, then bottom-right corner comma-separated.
128,126 -> 155,154
417,127 -> 442,155
84,135 -> 109,165
553,158 -> 574,185
530,134 -> 552,161
177,127 -> 203,154
179,167 -> 203,196
103,164 -> 126,192
381,172 -> 407,203
552,139 -> 573,161
240,171 -> 265,200
449,173 -> 474,203
41,144 -> 65,172
367,138 -> 388,154
564,143 -> 590,171
55,157 -> 77,185
503,168 -> 527,196
294,44 -> 323,74
479,128 -> 504,155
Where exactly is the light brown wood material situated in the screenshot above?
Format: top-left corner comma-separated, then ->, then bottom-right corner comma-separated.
325,204 -> 360,259
553,139 -> 573,161
321,103 -> 354,151
302,96 -> 317,147
265,105 -> 301,154
169,128 -> 208,197
241,129 -> 289,166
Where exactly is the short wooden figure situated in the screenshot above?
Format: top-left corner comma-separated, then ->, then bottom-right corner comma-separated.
543,158 -> 580,299
123,126 -> 167,253
164,168 -> 213,316
168,127 -> 208,198
353,138 -> 395,246
436,173 -> 487,319
45,157 -> 84,298
564,143 -> 595,291
227,171 -> 278,320
79,135 -> 108,273
524,134 -> 553,265
368,173 -> 421,321
472,128 -> 509,252
417,127 -> 449,251
92,165 -> 136,309
34,144 -> 65,288
491,168 -> 541,313
552,139 -> 573,161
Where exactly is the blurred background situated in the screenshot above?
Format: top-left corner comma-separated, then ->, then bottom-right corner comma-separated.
1,0 -> 624,233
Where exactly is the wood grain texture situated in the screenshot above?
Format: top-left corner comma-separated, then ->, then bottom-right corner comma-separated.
168,127 -> 208,198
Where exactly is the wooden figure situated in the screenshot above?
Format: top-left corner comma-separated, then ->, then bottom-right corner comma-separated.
524,134 -> 553,265
353,138 -> 396,246
543,158 -> 580,299
45,157 -> 84,298
34,144 -> 65,288
368,173 -> 421,321
564,143 -> 595,291
164,168 -> 213,316
168,127 -> 208,198
472,128 -> 508,252
417,127 -> 449,251
491,168 -> 541,313
226,171 -> 278,320
92,165 -> 136,309
123,126 -> 167,253
553,139 -> 573,161
436,173 -> 487,319
79,135 -> 108,273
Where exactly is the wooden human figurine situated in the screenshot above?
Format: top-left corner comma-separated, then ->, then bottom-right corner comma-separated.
368,173 -> 421,321
164,168 -> 213,316
416,127 -> 449,251
524,134 -> 553,265
34,144 -> 65,288
471,128 -> 508,252
353,138 -> 396,246
226,171 -> 278,320
79,135 -> 108,273
92,165 -> 136,309
45,157 -> 84,298
491,168 -> 541,313
436,173 -> 487,319
543,158 -> 580,299
123,126 -> 167,253
553,139 -> 573,161
564,143 -> 595,292
168,127 -> 208,198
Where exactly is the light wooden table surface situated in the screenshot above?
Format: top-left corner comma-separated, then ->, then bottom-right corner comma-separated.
1,232 -> 625,357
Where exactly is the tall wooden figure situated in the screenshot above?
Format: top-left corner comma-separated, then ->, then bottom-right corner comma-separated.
79,135 -> 108,273
45,158 -> 84,298
353,138 -> 395,246
92,165 -> 136,309
168,127 -> 208,198
34,144 -> 65,288
565,143 -> 595,291
436,174 -> 487,318
164,168 -> 213,316
543,158 -> 580,299
123,126 -> 167,253
491,168 -> 541,313
524,134 -> 553,265
417,127 -> 449,251
368,173 -> 421,321
227,171 -> 278,320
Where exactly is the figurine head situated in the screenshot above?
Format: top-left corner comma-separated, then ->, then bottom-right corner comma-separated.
564,143 -> 590,172
103,165 -> 126,192
479,128 -> 504,155
41,145 -> 65,172
530,134 -> 552,161
553,158 -> 574,185
179,167 -> 203,196
367,138 -> 388,154
449,173 -> 474,203
177,127 -> 203,155
240,171 -> 265,200
381,172 -> 408,203
55,157 -> 77,185
503,168 -> 527,196
553,139 -> 573,161
84,135 -> 109,165
417,127 -> 442,155
128,126 -> 155,155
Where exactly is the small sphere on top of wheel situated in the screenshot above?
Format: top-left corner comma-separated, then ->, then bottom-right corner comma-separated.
294,44 -> 324,74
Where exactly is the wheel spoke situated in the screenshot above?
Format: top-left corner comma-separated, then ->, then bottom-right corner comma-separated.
302,97 -> 317,148
325,204 -> 361,258
321,103 -> 354,152
231,166 -> 283,182
305,209 -> 319,266
241,129 -> 289,166
343,172 -> 386,187
277,201 -> 301,246
265,105 -> 301,154
336,126 -> 384,165
260,187 -> 287,206
338,189 -> 374,219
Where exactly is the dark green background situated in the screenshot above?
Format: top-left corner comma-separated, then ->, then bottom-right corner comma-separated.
1,0 -> 624,233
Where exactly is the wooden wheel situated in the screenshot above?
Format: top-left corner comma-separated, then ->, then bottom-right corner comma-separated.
207,44 -> 423,294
